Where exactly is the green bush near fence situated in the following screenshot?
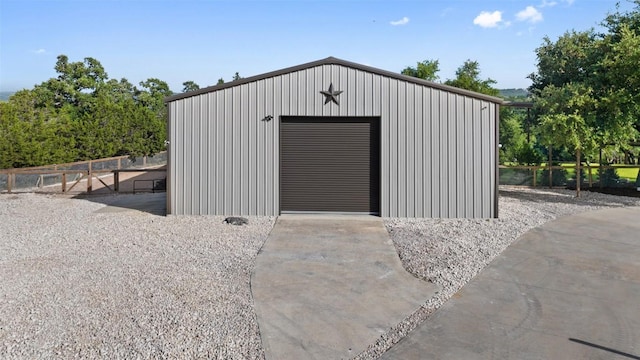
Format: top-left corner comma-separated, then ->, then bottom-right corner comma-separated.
499,167 -> 534,186
538,168 -> 568,187
599,167 -> 621,187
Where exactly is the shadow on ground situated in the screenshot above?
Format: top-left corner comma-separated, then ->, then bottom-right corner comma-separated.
74,192 -> 167,216
499,187 -> 639,207
88,167 -> 166,195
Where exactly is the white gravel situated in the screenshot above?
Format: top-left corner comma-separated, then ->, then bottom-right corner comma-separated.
2,187 -> 639,359
0,193 -> 274,359
354,186 -> 640,359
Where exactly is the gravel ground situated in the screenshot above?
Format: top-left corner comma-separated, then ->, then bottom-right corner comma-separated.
354,186 -> 640,359
0,193 -> 274,359
2,187 -> 639,359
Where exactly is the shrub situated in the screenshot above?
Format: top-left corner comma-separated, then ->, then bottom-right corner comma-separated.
539,166 -> 568,187
516,142 -> 544,165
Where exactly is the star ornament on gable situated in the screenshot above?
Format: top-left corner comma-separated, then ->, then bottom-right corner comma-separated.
320,83 -> 343,105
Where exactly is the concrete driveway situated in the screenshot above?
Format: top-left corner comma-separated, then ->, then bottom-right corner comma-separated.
251,215 -> 438,360
382,206 -> 640,359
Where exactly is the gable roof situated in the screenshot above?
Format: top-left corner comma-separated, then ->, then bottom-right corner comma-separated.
165,56 -> 505,104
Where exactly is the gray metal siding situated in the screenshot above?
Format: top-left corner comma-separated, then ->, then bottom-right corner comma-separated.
168,63 -> 498,218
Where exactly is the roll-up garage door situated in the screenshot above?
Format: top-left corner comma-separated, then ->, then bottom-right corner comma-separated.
280,116 -> 380,214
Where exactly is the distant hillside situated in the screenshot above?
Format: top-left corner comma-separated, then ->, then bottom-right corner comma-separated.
0,91 -> 15,102
499,88 -> 529,99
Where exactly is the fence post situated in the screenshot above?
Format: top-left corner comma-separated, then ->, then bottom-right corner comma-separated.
87,162 -> 92,193
62,173 -> 67,193
588,166 -> 593,188
548,145 -> 553,188
532,167 -> 537,187
7,172 -> 13,193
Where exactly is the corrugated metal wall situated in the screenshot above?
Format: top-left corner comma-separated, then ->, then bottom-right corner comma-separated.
168,63 -> 498,218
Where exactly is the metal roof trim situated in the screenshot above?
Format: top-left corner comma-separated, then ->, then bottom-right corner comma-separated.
165,56 -> 506,104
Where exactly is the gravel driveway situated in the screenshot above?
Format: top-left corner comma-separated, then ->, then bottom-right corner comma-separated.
0,193 -> 274,359
1,187 -> 639,359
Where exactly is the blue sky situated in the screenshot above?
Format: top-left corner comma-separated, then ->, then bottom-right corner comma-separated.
0,0 -> 634,93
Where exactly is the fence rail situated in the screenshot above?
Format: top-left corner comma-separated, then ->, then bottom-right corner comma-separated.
499,164 -> 640,189
4,154 -> 638,194
0,152 -> 166,194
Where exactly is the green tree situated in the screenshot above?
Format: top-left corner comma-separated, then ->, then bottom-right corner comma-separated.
401,59 -> 440,82
499,109 -> 527,164
0,55 -> 171,168
217,78 -> 225,85
535,83 -> 598,196
514,142 -> 544,166
32,55 -> 109,111
602,0 -> 640,36
136,78 -> 172,120
182,81 -> 200,93
0,92 -> 77,168
445,60 -> 500,97
529,1 -> 640,195
98,78 -> 136,103
528,31 -> 597,93
601,24 -> 640,136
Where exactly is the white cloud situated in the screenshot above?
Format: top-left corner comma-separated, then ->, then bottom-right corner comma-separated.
390,16 -> 409,26
473,11 -> 503,28
539,0 -> 557,7
32,49 -> 47,55
564,0 -> 575,5
516,6 -> 543,23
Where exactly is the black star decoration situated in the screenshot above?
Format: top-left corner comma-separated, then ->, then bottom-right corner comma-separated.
320,83 -> 343,105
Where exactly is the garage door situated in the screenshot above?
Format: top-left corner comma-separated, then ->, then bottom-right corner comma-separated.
280,116 -> 380,214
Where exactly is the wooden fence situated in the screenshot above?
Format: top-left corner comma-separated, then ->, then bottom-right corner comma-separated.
499,164 -> 640,188
0,153 -> 166,194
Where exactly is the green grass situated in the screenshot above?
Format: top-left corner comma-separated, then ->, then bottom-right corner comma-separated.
561,165 -> 638,182
611,166 -> 639,182
502,163 -> 639,183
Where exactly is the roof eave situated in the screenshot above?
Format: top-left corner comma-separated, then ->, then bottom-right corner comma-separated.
165,56 -> 506,104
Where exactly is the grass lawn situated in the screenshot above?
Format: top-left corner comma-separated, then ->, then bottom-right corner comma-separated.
555,164 -> 638,182
612,166 -> 640,182
502,163 -> 639,184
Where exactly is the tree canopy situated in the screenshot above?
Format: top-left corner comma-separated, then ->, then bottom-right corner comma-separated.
0,55 -> 172,168
182,81 -> 200,93
529,0 -> 640,195
445,60 -> 500,97
401,60 -> 440,82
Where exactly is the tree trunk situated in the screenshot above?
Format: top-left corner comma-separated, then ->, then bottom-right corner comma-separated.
599,148 -> 603,189
576,148 -> 581,198
548,145 -> 553,189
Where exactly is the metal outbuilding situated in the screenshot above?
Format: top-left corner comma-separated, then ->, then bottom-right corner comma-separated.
165,57 -> 502,218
